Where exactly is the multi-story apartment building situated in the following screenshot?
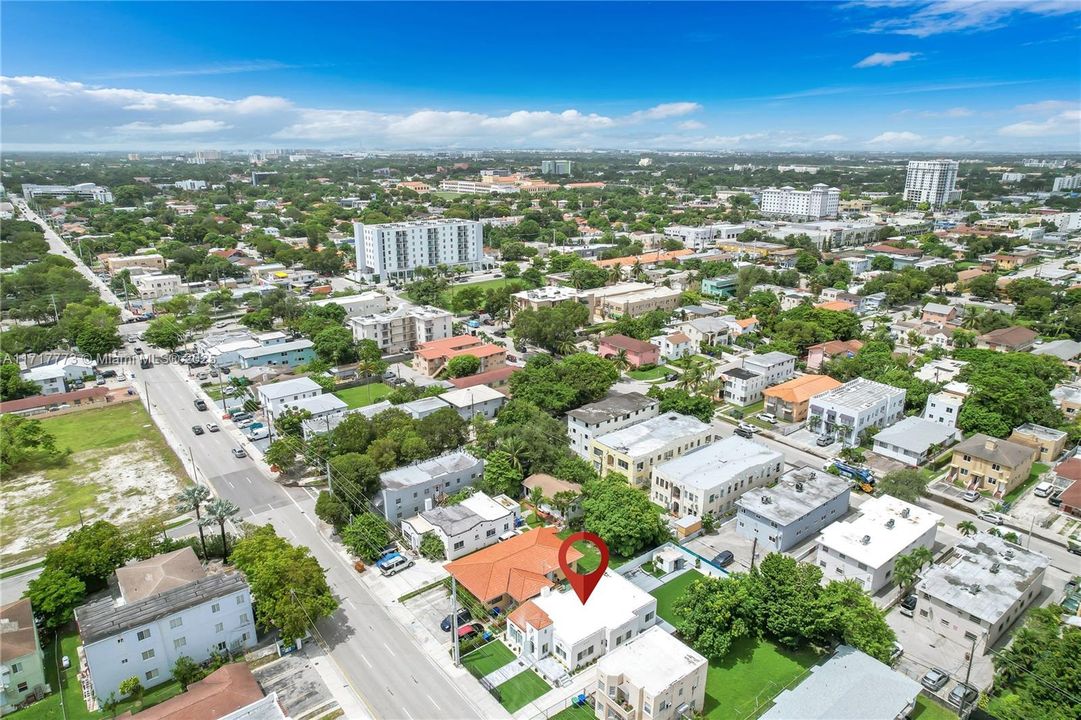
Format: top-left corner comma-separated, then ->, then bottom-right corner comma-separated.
23,182 -> 113,204
20,365 -> 66,395
75,548 -> 255,700
903,160 -> 961,207
309,291 -> 389,318
594,626 -> 708,720
103,253 -> 166,274
736,467 -> 850,552
814,496 -> 940,593
353,220 -> 484,281
238,338 -> 315,369
133,273 -> 183,300
1,598 -> 47,713
541,160 -> 573,175
651,436 -> 784,519
349,304 -> 453,354
759,184 -> 840,220
1052,174 -> 1081,192
1008,423 -> 1068,465
948,434 -> 1036,498
763,374 -> 842,423
807,378 -> 906,446
744,351 -> 797,386
567,392 -> 659,459
599,286 -> 682,320
412,335 -> 506,377
589,412 -> 714,487
401,491 -> 520,560
915,532 -> 1048,651
505,571 -> 656,671
377,451 -> 485,525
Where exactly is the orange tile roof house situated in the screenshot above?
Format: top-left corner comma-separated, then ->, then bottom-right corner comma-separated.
445,527 -> 583,609
411,335 -> 506,377
593,249 -> 692,269
806,339 -> 863,372
814,300 -> 856,313
764,375 -> 843,423
598,334 -> 661,368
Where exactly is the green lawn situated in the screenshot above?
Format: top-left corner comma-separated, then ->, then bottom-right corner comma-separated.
461,640 -> 516,677
11,630 -> 183,720
432,191 -> 470,200
0,559 -> 45,580
333,383 -> 392,408
703,637 -> 819,720
912,695 -> 956,720
650,570 -> 706,625
494,669 -> 551,713
556,529 -> 636,573
550,702 -> 596,720
627,365 -> 671,381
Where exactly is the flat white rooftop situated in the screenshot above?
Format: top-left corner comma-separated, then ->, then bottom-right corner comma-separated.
816,495 -> 940,569
597,626 -> 706,696
593,413 -> 711,458
532,570 -> 655,645
811,377 -> 905,411
654,436 -> 783,490
440,385 -> 505,408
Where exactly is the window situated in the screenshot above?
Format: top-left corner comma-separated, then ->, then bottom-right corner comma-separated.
169,617 -> 183,629
453,541 -> 464,550
236,594 -> 245,606
486,529 -> 496,537
215,622 -> 224,633
212,603 -> 221,613
141,649 -> 155,661
10,662 -> 22,674
136,629 -> 151,641
240,614 -> 249,626
17,681 -> 28,693
173,637 -> 187,650
145,669 -> 159,681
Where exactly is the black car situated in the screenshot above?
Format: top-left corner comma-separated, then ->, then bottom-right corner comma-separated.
440,608 -> 471,632
192,425 -> 205,436
100,369 -> 117,379
900,594 -> 918,616
220,367 -> 231,375
194,399 -> 208,411
1049,491 -> 1063,507
712,550 -> 735,567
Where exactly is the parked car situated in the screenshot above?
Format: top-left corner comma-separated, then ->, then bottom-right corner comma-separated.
440,608 -> 471,632
737,422 -> 758,434
95,378 -> 107,386
237,419 -> 255,429
100,370 -> 117,379
220,367 -> 231,375
712,551 -> 734,567
61,656 -> 70,670
962,490 -> 981,503
816,435 -> 833,447
735,426 -> 754,439
194,399 -> 208,411
457,623 -> 482,640
206,423 -> 220,433
977,511 -> 1005,525
947,683 -> 979,709
134,347 -> 143,355
759,412 -> 778,425
191,425 -> 205,436
1033,481 -> 1054,498
232,412 -> 252,421
377,553 -> 414,577
1049,491 -> 1064,507
231,447 -> 247,458
921,668 -> 950,692
248,427 -> 269,440
890,642 -> 903,663
900,594 -> 917,617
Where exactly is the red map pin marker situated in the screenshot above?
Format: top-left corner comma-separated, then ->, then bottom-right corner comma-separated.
558,531 -> 609,605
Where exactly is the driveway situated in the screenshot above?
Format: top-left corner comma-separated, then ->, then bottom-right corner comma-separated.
403,582 -> 464,646
685,519 -> 760,572
254,652 -> 335,719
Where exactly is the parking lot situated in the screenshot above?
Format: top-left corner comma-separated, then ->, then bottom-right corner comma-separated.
403,582 -> 467,647
253,651 -> 337,719
358,552 -> 449,604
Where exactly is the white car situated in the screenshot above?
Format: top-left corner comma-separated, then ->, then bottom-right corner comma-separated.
206,423 -> 220,433
977,511 -> 1005,525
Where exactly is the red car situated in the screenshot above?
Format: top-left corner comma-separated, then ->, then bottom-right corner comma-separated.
457,623 -> 482,640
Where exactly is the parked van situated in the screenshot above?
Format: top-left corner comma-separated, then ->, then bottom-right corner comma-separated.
248,427 -> 270,441
1033,482 -> 1054,498
377,553 -> 414,576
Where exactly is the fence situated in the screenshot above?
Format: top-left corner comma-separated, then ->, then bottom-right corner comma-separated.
529,685 -> 595,720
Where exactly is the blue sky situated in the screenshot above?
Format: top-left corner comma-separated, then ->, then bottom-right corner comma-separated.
2,1 -> 1079,151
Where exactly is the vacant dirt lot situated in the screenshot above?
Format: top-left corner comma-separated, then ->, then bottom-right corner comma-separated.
0,403 -> 188,565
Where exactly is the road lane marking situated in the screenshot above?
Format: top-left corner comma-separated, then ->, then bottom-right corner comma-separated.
382,641 -> 395,656
360,653 -> 372,669
428,694 -> 442,711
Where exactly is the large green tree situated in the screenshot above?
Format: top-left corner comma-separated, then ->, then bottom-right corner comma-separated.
341,513 -> 392,563
580,478 -> 669,558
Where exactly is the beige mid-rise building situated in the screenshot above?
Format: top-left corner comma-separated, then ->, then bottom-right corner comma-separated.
949,434 -> 1037,498
595,626 -> 707,720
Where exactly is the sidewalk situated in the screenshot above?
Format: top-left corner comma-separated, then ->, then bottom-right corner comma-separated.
303,640 -> 375,720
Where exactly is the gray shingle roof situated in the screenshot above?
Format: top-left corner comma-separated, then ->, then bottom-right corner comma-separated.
953,434 -> 1035,468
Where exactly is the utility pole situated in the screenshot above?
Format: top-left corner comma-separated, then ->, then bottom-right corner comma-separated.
1026,515 -> 1035,549
451,576 -> 461,667
957,633 -> 979,719
325,459 -> 334,495
50,294 -> 60,324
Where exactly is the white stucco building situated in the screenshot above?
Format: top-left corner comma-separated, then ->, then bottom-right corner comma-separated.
904,160 -> 961,207
651,436 -> 784,519
256,377 -> 322,417
505,571 -> 657,672
595,627 -> 708,720
401,491 -> 520,560
759,185 -> 840,220
378,451 -> 485,525
353,220 -> 484,281
807,378 -> 906,446
75,549 -> 255,701
815,495 -> 940,593
349,304 -> 453,355
566,392 -> 659,459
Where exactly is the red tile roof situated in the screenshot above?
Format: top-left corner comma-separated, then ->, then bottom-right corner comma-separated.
118,664 -> 264,720
1054,458 -> 1081,483
0,387 -> 110,414
445,527 -> 582,604
601,334 -> 657,354
508,600 -> 553,631
448,366 -> 520,389
1060,479 -> 1081,509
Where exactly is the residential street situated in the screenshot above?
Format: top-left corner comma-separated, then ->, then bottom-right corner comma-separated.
14,207 -> 498,720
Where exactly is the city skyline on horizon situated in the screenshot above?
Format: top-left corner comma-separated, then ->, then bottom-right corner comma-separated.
2,1 -> 1079,153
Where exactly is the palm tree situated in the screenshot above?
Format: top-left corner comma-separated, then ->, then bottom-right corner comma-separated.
961,305 -> 985,330
200,498 -> 240,562
528,486 -> 545,511
501,438 -> 529,473
356,358 -> 382,403
835,423 -> 853,446
808,415 -> 822,434
956,520 -> 977,537
611,349 -> 631,374
176,485 -> 211,559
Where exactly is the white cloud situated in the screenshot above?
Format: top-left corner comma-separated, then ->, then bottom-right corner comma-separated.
815,134 -> 848,143
628,102 -> 702,121
1013,99 -> 1079,114
855,1 -> 1081,38
865,130 -> 924,146
854,51 -> 919,67
999,110 -> 1081,137
678,120 -> 706,130
114,120 -> 233,135
90,60 -> 298,80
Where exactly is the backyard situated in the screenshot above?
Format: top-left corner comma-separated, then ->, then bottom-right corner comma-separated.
650,569 -> 706,625
550,703 -> 596,720
701,636 -> 819,720
0,402 -> 188,566
333,383 -> 392,408
436,277 -> 527,310
10,629 -> 183,720
460,640 -> 516,677
556,529 -> 633,573
494,669 -> 551,713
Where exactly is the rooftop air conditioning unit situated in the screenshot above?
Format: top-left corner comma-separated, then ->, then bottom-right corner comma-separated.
886,519 -> 895,529
861,535 -> 871,545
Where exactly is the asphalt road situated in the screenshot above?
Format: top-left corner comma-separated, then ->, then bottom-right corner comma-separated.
13,201 -> 491,720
